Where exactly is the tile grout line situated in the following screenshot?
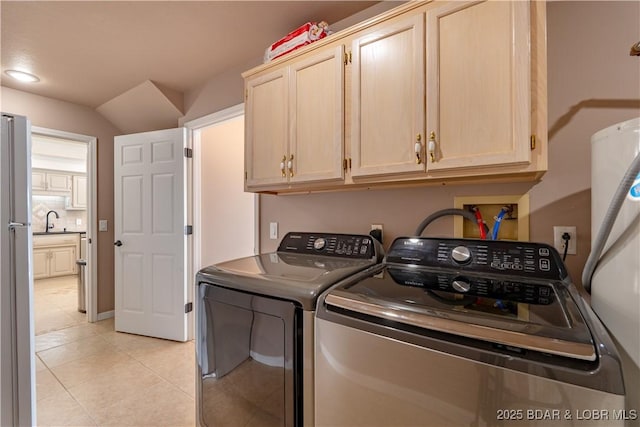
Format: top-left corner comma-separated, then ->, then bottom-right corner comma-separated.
125,344 -> 196,402
34,276 -> 196,426
37,357 -> 100,427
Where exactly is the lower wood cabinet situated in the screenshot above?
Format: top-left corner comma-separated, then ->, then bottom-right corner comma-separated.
33,234 -> 79,279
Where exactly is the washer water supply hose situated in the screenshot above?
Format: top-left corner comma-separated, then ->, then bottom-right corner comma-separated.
472,207 -> 487,240
414,208 -> 489,237
491,206 -> 510,240
582,150 -> 640,292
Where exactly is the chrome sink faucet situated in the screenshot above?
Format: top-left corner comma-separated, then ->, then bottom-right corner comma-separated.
45,210 -> 59,232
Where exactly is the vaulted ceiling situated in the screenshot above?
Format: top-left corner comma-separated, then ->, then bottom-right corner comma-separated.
1,1 -> 379,111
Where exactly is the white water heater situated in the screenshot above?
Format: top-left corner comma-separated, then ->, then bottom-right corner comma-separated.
591,117 -> 640,409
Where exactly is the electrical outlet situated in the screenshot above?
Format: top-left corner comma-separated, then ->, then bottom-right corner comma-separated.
370,224 -> 383,244
553,226 -> 577,255
269,222 -> 278,240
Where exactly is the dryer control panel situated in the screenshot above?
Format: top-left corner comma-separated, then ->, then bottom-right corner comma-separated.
278,232 -> 378,259
387,237 -> 567,281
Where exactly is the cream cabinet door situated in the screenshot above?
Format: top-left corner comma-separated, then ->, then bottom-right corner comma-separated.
350,13 -> 425,178
72,175 -> 87,209
47,172 -> 71,191
426,0 -> 531,172
245,68 -> 289,189
49,246 -> 77,277
289,45 -> 345,184
32,248 -> 50,280
32,170 -> 47,191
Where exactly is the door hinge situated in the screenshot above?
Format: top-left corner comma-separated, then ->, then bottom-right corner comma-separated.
530,135 -> 536,150
185,302 -> 193,313
344,51 -> 353,65
184,147 -> 193,158
184,225 -> 193,235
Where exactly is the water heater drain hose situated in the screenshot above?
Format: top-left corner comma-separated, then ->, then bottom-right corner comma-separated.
582,151 -> 640,292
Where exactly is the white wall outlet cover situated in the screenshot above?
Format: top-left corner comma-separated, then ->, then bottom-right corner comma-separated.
99,219 -> 108,232
553,226 -> 577,255
76,218 -> 82,226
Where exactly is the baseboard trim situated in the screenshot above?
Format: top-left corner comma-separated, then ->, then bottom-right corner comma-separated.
96,310 -> 114,321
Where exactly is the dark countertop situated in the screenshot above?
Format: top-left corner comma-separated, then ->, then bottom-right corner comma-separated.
33,231 -> 86,235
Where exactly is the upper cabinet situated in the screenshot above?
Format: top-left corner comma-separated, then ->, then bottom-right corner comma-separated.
32,170 -> 71,194
350,14 -> 425,178
32,169 -> 87,210
245,67 -> 288,188
245,45 -> 345,190
425,0 -> 532,172
243,0 -> 547,193
289,46 -> 345,185
71,175 -> 88,209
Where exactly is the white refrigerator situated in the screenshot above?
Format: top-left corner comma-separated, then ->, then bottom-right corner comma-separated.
591,117 -> 640,410
0,113 -> 35,426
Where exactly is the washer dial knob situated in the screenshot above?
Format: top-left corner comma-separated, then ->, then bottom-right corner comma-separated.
451,246 -> 471,264
313,238 -> 326,250
452,279 -> 472,293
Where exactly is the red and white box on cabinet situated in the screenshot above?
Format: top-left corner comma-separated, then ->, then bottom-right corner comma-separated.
264,21 -> 331,62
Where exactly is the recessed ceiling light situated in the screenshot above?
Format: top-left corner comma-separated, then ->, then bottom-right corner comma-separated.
5,70 -> 40,83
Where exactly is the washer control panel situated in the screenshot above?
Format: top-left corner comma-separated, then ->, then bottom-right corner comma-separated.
387,267 -> 556,305
386,237 -> 567,281
278,232 -> 377,259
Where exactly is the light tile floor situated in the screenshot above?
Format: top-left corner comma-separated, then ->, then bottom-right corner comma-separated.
34,276 -> 196,427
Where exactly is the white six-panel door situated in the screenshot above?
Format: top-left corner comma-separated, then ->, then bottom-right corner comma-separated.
114,128 -> 188,342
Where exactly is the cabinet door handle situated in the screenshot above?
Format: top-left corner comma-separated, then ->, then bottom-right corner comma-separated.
280,155 -> 287,178
428,131 -> 437,162
288,154 -> 294,178
414,134 -> 423,164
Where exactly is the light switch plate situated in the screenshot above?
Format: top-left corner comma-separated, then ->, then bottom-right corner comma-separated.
269,222 -> 278,240
99,220 -> 108,232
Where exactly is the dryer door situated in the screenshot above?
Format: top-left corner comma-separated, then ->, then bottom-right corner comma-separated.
197,283 -> 299,427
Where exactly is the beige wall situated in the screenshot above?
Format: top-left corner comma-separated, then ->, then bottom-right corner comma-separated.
198,115 -> 256,267
529,0 -> 640,284
1,86 -> 120,313
256,1 -> 640,287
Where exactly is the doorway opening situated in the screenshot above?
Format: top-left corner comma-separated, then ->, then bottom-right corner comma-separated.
186,103 -> 259,274
30,127 -> 97,332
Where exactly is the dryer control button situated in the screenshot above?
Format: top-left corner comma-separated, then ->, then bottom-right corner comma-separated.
314,238 -> 326,250
452,279 -> 471,293
451,246 -> 471,264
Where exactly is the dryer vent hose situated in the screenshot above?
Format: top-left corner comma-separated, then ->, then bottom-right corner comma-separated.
582,151 -> 640,292
414,208 -> 489,237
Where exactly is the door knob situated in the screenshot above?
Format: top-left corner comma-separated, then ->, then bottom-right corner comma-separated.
114,240 -> 123,247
